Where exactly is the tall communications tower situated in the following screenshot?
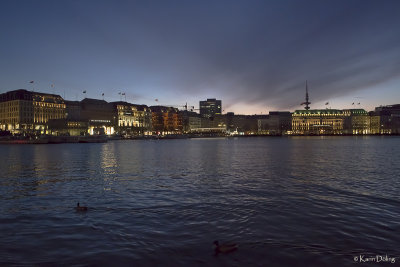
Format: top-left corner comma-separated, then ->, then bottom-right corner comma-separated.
301,80 -> 311,110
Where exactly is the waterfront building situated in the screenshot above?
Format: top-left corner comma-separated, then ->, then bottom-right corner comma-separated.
372,104 -> 400,134
49,99 -> 115,136
45,100 -> 87,136
47,119 -> 88,136
80,98 -> 115,135
258,111 -> 292,135
111,102 -> 152,136
225,113 -> 259,134
292,109 -> 344,135
150,106 -> 183,134
186,115 -> 226,134
188,116 -> 202,132
134,104 -> 153,135
196,112 -> 267,135
65,100 -> 82,120
180,110 -> 201,133
0,89 -> 66,134
201,114 -> 227,129
199,98 -> 222,119
342,109 -> 370,134
221,113 -> 267,135
369,111 -> 381,134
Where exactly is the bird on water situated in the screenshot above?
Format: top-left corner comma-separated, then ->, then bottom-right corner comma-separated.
75,202 -> 88,211
213,240 -> 238,254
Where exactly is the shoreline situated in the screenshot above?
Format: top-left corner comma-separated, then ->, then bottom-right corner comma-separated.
1,133 -> 399,144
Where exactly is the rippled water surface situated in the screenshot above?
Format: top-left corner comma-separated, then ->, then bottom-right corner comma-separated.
1,136 -> 399,266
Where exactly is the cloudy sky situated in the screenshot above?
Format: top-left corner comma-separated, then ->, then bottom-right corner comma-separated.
1,0 -> 399,114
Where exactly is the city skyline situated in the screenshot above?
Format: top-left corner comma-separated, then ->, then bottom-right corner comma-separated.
0,86 -> 394,115
1,0 -> 400,114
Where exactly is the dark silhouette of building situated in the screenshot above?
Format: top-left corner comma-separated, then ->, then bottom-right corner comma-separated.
372,104 -> 400,134
80,98 -> 115,135
258,112 -> 292,135
180,110 -> 201,133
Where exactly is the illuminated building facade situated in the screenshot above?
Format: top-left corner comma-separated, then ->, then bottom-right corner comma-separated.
369,112 -> 381,134
150,106 -> 183,134
134,104 -> 152,135
292,109 -> 344,135
111,102 -> 152,135
0,89 -> 66,134
200,98 -> 222,119
342,109 -> 370,134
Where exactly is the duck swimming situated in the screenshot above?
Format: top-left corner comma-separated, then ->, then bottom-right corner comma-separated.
75,202 -> 88,211
213,240 -> 238,254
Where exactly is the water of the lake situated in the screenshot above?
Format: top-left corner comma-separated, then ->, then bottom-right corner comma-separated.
1,136 -> 399,266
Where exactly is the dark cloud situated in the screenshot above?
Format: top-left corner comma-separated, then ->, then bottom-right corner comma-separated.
1,0 -> 399,112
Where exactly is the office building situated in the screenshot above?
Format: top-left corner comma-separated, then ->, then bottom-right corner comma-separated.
258,111 -> 292,135
371,104 -> 400,134
199,98 -> 222,119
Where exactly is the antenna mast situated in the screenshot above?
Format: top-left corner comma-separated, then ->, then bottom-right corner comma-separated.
304,80 -> 311,110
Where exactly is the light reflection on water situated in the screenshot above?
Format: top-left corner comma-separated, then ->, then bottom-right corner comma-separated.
0,136 -> 400,266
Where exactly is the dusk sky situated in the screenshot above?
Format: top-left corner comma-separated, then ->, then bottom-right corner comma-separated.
1,0 -> 399,114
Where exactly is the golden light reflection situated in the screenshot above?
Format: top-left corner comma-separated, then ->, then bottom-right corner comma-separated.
100,143 -> 118,191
